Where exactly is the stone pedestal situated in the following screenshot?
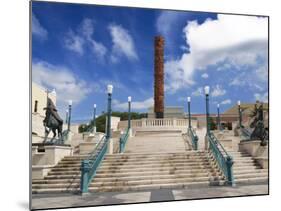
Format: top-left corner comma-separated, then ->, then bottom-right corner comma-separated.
79,142 -> 97,154
239,140 -> 268,168
32,144 -> 73,179
108,139 -> 113,154
32,144 -> 73,166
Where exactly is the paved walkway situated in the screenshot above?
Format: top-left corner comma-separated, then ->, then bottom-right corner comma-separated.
32,184 -> 268,210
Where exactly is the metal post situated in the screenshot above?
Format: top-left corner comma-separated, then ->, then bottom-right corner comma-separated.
106,93 -> 112,140
128,99 -> 131,129
238,101 -> 242,128
188,97 -> 191,129
217,104 -> 221,131
65,110 -> 68,124
205,93 -> 210,135
80,160 -> 90,193
93,104 -> 96,133
226,156 -> 234,186
67,101 -> 72,132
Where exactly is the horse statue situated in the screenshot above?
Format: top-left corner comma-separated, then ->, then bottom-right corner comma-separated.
249,103 -> 268,146
43,97 -> 63,144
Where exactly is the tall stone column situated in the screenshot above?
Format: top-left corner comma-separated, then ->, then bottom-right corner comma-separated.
154,36 -> 164,119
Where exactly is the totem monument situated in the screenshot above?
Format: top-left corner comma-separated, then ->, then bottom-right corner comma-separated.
154,36 -> 165,118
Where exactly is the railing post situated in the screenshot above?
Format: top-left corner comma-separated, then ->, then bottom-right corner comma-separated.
226,156 -> 234,186
107,85 -> 113,154
237,101 -> 242,128
194,134 -> 198,150
80,160 -> 90,193
217,104 -> 221,131
204,86 -> 210,136
93,104 -> 97,133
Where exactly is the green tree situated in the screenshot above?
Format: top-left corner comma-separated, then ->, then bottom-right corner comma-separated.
79,111 -> 147,133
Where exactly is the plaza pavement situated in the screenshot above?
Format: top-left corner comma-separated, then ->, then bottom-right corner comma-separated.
31,183 -> 269,210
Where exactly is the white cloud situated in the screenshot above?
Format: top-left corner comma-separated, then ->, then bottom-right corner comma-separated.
64,18 -> 107,60
64,30 -> 84,55
32,61 -> 92,109
192,87 -> 204,97
254,92 -> 268,102
221,99 -> 232,105
113,98 -> 153,110
165,14 -> 268,92
108,24 -> 138,61
156,11 -> 181,38
32,13 -> 48,39
80,18 -> 94,39
201,73 -> 209,79
211,85 -> 226,97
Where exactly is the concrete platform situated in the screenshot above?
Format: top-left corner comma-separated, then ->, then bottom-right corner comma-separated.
31,184 -> 268,210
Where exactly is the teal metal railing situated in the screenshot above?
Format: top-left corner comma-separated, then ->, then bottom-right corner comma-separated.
188,127 -> 198,150
207,132 -> 234,186
80,135 -> 107,193
119,128 -> 130,153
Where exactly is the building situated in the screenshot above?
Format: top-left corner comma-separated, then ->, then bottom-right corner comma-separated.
32,82 -> 57,137
147,106 -> 185,118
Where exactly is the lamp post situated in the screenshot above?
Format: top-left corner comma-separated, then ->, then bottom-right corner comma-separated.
204,86 -> 210,135
67,100 -> 72,132
238,100 -> 242,128
128,96 -> 132,132
93,104 -> 97,133
187,97 -> 191,129
65,109 -> 69,124
106,85 -> 113,154
217,104 -> 221,131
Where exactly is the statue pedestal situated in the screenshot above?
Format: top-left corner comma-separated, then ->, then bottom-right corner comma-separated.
32,144 -> 73,180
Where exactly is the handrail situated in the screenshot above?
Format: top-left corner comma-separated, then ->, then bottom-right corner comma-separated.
188,127 -> 198,150
207,132 -> 234,186
80,135 -> 108,193
119,128 -> 130,153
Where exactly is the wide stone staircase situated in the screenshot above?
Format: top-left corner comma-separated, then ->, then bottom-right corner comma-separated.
32,130 -> 268,194
88,151 -> 223,192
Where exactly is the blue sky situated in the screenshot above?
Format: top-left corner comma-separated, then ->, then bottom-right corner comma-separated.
32,2 -> 268,122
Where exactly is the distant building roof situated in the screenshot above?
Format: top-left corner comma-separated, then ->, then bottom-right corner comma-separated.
223,103 -> 268,115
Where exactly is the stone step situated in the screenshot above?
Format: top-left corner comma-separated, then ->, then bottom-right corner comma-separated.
105,151 -> 206,157
45,175 -> 81,180
104,155 -> 208,161
233,169 -> 268,175
48,171 -> 81,176
88,181 -> 213,193
99,162 -> 212,170
235,177 -> 268,185
93,172 -> 217,182
33,179 -> 81,184
234,172 -> 268,179
33,183 -> 80,189
101,158 -> 211,166
95,168 -> 219,178
32,187 -> 80,194
97,165 -> 213,174
90,176 -> 223,187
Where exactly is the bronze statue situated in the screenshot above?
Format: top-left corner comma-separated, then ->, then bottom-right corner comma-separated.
249,102 -> 268,146
43,97 -> 63,143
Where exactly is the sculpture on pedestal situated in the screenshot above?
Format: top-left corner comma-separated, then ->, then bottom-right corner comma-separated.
249,103 -> 268,146
43,97 -> 63,143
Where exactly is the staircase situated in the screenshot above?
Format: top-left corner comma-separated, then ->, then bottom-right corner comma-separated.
215,145 -> 268,185
32,154 -> 87,194
88,151 -> 223,192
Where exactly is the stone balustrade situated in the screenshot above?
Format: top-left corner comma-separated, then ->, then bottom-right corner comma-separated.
118,118 -> 197,133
